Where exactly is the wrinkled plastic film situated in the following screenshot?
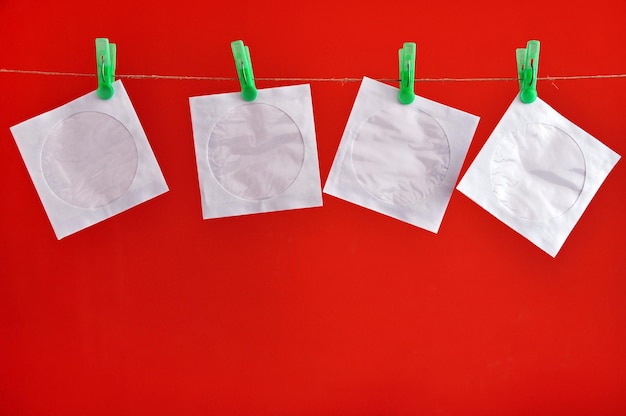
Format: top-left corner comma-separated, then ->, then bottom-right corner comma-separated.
490,123 -> 586,221
42,111 -> 138,208
351,106 -> 450,205
208,103 -> 305,200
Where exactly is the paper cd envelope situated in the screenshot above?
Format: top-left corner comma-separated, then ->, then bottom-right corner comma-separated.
324,77 -> 480,233
457,95 -> 620,257
10,80 -> 168,239
189,84 -> 322,219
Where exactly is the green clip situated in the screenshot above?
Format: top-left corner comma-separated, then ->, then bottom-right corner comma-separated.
398,42 -> 416,104
231,40 -> 257,101
95,38 -> 116,100
516,40 -> 540,103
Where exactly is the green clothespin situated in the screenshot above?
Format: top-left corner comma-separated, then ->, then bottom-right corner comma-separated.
398,42 -> 417,104
516,40 -> 540,103
231,40 -> 257,101
95,38 -> 116,100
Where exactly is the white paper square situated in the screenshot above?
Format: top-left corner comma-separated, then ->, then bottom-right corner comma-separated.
10,80 -> 169,239
457,95 -> 620,257
189,84 -> 322,219
323,77 -> 480,233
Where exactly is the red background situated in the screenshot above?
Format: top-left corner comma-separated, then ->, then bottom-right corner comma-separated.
1,1 -> 625,415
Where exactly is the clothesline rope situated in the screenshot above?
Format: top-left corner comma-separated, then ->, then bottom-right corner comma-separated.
2,68 -> 626,83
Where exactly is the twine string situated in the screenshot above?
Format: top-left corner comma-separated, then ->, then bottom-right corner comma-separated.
2,68 -> 626,83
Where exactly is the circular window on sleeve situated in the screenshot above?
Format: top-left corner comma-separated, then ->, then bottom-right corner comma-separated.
351,106 -> 450,205
490,123 -> 586,221
41,111 -> 138,209
208,103 -> 305,201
